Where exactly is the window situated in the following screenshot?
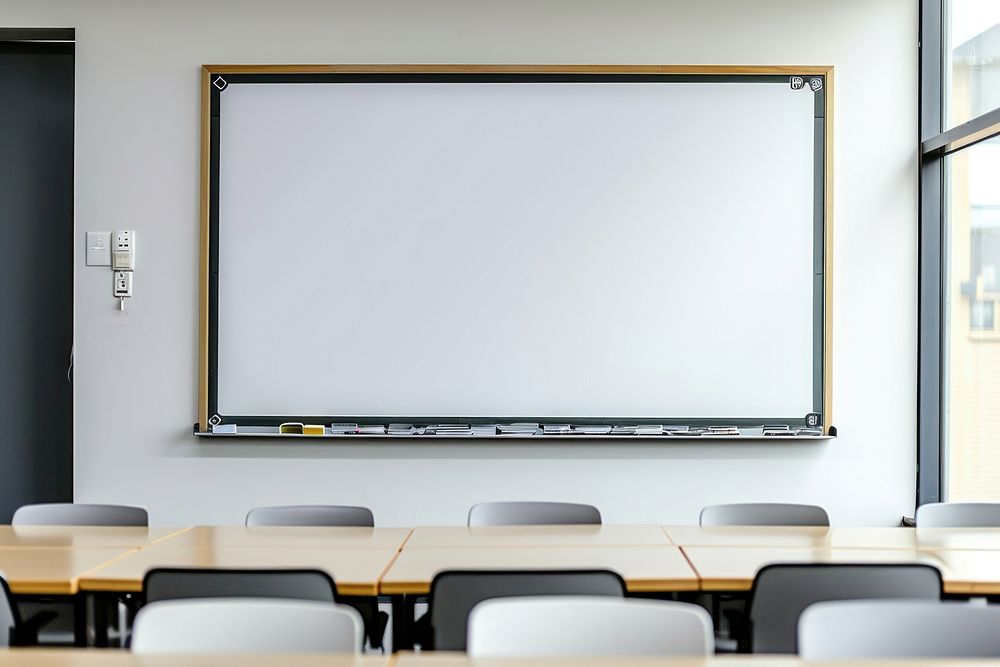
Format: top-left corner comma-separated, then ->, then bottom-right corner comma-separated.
944,136 -> 1000,499
921,1 -> 1000,505
946,0 -> 1000,129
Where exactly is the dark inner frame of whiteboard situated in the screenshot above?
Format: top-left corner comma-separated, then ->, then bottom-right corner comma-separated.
205,72 -> 826,430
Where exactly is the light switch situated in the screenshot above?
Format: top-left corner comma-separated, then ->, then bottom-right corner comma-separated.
86,231 -> 111,266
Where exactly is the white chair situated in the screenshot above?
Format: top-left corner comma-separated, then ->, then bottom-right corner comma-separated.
246,504 -> 374,527
700,503 -> 829,526
468,501 -> 601,526
467,596 -> 713,657
12,503 -> 148,526
799,599 -> 1000,658
130,598 -> 363,654
916,502 -> 1000,527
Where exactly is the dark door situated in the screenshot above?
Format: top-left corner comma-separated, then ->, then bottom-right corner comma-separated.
0,29 -> 74,521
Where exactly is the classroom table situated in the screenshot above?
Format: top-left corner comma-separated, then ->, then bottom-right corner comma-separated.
663,525 -> 918,549
918,548 -> 1000,594
392,653 -> 1000,667
0,546 -> 141,647
152,525 -> 411,550
681,546 -> 952,592
405,525 -> 672,548
913,527 -> 1000,550
77,543 -> 400,596
0,651 -> 386,667
0,547 -> 137,595
0,526 -> 189,549
380,545 -> 697,595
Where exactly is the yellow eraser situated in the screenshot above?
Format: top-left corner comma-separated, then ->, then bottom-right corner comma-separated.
303,424 -> 325,435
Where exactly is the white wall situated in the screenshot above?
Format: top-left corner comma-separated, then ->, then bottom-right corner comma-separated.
2,0 -> 918,526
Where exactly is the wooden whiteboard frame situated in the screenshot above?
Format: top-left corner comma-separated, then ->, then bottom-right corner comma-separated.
197,64 -> 835,435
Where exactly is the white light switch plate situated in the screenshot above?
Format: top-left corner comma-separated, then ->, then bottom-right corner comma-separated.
86,231 -> 111,266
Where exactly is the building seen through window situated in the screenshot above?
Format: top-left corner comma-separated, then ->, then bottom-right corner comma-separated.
944,4 -> 1000,500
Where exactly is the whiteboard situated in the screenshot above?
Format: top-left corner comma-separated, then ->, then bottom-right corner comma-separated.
212,76 -> 818,421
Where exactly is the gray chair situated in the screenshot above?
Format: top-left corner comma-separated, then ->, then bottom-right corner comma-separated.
468,502 -> 601,526
916,502 -> 1000,527
143,568 -> 337,604
12,503 -> 148,527
799,600 -> 1000,658
700,503 -> 829,526
746,563 -> 942,653
427,569 -> 625,650
131,598 -> 362,654
245,504 -> 374,527
468,596 -> 714,657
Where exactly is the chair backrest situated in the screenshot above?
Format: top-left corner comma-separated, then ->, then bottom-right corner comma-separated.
468,596 -> 713,657
916,502 -> 1000,527
245,504 -> 374,527
0,578 -> 18,648
699,503 -> 829,526
468,502 -> 601,526
143,568 -> 337,604
12,503 -> 148,526
131,598 -> 362,653
747,563 -> 942,654
799,600 -> 1000,658
429,569 -> 626,650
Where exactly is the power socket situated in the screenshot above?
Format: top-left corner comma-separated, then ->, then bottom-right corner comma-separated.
112,230 -> 135,270
113,271 -> 133,298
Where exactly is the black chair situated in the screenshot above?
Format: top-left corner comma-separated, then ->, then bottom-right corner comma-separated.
743,563 -> 943,653
425,569 -> 626,650
142,566 -> 393,649
143,568 -> 337,604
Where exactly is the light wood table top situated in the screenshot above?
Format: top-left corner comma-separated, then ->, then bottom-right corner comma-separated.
664,526 -> 917,549
682,546 -> 948,592
155,526 -> 411,550
380,545 -> 697,595
405,525 -> 672,549
918,548 -> 1000,594
0,526 -> 190,549
0,547 -> 137,594
392,652 -> 1000,667
0,651 -> 386,666
77,544 -> 400,596
914,527 -> 1000,551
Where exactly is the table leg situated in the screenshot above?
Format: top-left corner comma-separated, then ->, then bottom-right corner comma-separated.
73,594 -> 88,647
93,594 -> 109,648
390,594 -> 416,651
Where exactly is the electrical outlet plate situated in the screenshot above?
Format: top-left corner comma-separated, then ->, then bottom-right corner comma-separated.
112,230 -> 135,270
86,231 -> 111,266
113,271 -> 133,298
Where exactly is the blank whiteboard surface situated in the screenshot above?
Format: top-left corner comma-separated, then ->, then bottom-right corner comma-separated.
217,81 -> 815,419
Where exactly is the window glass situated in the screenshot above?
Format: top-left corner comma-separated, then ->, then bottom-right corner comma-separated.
945,135 -> 1000,499
947,0 -> 1000,129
